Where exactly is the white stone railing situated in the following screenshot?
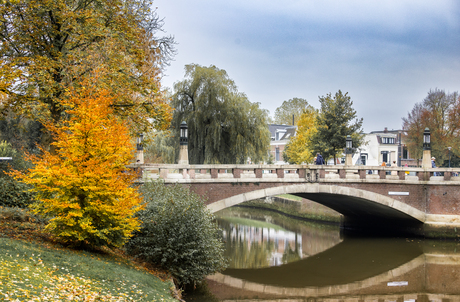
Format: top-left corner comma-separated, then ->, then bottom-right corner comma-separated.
128,164 -> 460,183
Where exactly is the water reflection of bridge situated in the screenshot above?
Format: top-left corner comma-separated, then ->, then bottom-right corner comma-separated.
207,241 -> 460,300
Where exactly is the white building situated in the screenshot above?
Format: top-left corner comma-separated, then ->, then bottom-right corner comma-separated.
353,128 -> 400,166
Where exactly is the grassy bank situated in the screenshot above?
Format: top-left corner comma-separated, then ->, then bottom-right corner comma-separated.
0,207 -> 180,301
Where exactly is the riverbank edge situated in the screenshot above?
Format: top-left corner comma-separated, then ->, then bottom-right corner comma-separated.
236,196 -> 342,225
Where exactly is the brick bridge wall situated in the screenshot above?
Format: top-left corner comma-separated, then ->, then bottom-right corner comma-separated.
130,164 -> 460,237
184,181 -> 460,216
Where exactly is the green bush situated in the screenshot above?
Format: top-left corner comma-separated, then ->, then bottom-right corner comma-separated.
0,141 -> 35,208
125,180 -> 227,287
0,177 -> 35,208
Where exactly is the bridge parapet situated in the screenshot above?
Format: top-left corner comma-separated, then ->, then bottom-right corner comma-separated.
130,164 -> 460,184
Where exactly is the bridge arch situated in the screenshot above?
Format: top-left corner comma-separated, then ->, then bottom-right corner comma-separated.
207,183 -> 426,234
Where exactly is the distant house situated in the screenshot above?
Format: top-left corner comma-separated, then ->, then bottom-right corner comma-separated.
268,124 -> 296,164
352,127 -> 415,167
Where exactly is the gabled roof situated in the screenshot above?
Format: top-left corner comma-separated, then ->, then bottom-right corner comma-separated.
268,124 -> 297,140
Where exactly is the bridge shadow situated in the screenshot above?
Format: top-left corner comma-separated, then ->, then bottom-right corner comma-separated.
293,192 -> 424,236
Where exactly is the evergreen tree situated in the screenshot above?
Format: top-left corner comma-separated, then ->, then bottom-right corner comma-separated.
311,90 -> 365,164
172,64 -> 270,164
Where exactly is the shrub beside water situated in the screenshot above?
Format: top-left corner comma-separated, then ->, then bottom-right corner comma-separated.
125,180 -> 227,287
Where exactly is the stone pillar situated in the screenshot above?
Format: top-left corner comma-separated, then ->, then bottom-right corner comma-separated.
136,150 -> 144,164
345,153 -> 353,166
232,168 -> 241,178
297,169 -> 306,179
178,145 -> 189,165
444,171 -> 452,181
276,169 -> 284,178
422,149 -> 431,169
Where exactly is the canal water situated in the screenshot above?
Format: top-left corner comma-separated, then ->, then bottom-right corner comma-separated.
184,207 -> 460,302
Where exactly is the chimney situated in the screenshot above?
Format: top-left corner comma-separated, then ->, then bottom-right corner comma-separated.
384,127 -> 388,133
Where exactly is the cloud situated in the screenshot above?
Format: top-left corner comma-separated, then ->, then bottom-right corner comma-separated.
156,0 -> 460,132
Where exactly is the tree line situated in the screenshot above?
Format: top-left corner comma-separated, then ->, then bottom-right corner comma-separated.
403,89 -> 460,167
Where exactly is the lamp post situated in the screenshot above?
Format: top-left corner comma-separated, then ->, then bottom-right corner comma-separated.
423,128 -> 431,150
178,121 -> 189,164
345,135 -> 353,165
422,127 -> 431,169
136,133 -> 144,164
448,146 -> 452,168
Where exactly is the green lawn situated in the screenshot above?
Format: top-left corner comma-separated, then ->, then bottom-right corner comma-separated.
276,194 -> 303,201
0,208 -> 179,301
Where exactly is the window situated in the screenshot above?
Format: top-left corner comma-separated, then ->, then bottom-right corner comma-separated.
381,151 -> 388,163
275,130 -> 286,141
275,147 -> 280,161
382,137 -> 395,144
403,146 -> 408,159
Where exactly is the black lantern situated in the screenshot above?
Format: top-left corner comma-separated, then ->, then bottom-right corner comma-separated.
180,121 -> 188,145
346,135 -> 353,154
136,133 -> 143,151
423,128 -> 431,150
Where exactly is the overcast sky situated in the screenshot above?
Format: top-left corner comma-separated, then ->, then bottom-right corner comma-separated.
154,0 -> 460,133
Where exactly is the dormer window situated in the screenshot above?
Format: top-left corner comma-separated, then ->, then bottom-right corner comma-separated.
382,137 -> 395,144
275,129 -> 286,141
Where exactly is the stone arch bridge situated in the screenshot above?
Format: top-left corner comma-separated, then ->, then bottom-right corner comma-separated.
132,164 -> 460,238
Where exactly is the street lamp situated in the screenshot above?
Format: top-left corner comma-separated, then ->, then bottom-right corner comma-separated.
179,121 -> 189,164
423,128 -> 431,150
136,133 -> 143,151
180,121 -> 188,145
448,146 -> 452,168
346,135 -> 352,154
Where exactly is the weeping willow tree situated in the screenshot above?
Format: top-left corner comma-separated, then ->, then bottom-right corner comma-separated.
172,64 -> 270,164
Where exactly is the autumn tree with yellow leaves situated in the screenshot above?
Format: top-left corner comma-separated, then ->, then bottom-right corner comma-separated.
11,88 -> 144,248
284,106 -> 318,164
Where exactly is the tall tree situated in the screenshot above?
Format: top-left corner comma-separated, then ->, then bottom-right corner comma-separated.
11,87 -> 144,248
172,64 -> 270,164
0,0 -> 173,147
402,89 -> 459,166
274,97 -> 312,125
284,107 -> 318,164
311,90 -> 364,164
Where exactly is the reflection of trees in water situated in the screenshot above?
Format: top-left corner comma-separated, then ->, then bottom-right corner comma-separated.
282,233 -> 302,264
220,218 -> 301,268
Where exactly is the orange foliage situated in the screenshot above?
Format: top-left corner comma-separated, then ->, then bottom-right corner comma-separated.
11,88 -> 144,248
